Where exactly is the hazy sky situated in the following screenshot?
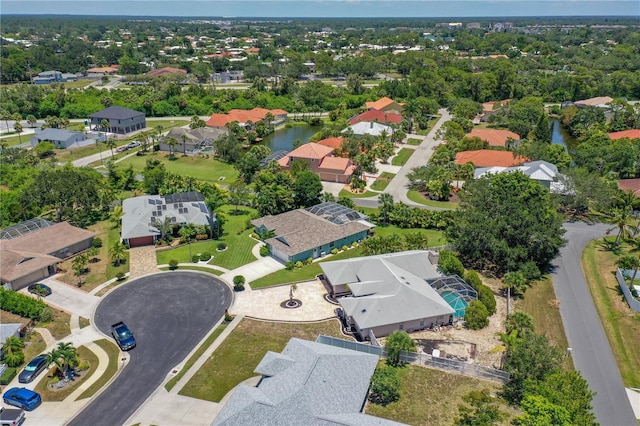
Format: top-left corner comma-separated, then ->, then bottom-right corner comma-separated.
2,0 -> 639,18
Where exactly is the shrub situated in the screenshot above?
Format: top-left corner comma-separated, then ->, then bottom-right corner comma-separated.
200,252 -> 212,261
39,306 -> 53,322
217,242 -> 227,251
224,310 -> 233,322
260,246 -> 270,257
0,287 -> 48,320
477,284 -> 497,315
92,237 -> 103,248
520,261 -> 542,283
438,250 -> 465,277
465,300 -> 490,330
464,270 -> 483,290
115,272 -> 126,281
341,245 -> 349,251
368,365 -> 401,406
168,259 -> 179,270
294,261 -> 304,269
77,360 -> 90,371
285,261 -> 294,271
233,275 -> 245,291
192,254 -> 201,262
0,367 -> 17,385
331,248 -> 339,255
306,257 -> 313,265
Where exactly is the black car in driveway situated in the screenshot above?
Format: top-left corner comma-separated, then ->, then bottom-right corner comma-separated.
27,283 -> 51,297
18,355 -> 48,384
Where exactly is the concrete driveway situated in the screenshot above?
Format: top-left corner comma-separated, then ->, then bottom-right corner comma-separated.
552,222 -> 637,425
22,277 -> 100,318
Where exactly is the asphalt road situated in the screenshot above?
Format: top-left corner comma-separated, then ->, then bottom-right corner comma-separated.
551,222 -> 637,426
68,272 -> 232,426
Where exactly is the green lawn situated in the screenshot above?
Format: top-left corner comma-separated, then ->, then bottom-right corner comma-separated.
165,323 -> 228,391
145,119 -> 189,130
0,133 -> 30,147
407,189 -> 459,209
406,138 -> 423,146
179,318 -> 344,402
338,189 -> 378,199
370,172 -> 395,192
157,206 -> 257,270
366,362 -> 508,425
391,148 -> 414,166
582,241 -> 640,387
116,151 -> 239,183
77,339 -> 120,400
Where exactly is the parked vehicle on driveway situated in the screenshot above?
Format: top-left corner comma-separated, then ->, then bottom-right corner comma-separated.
111,322 -> 136,351
27,283 -> 51,297
0,406 -> 26,426
126,141 -> 141,149
2,388 -> 41,411
18,355 -> 48,384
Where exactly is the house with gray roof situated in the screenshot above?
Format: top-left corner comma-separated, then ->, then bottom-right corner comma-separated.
89,106 -> 146,135
251,202 -> 375,264
474,160 -> 565,193
121,192 -> 214,247
321,251 -> 460,339
213,337 -> 404,426
30,128 -> 88,149
0,323 -> 26,358
160,127 -> 228,155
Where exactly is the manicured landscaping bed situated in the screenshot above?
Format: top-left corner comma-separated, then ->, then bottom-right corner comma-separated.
179,318 -> 343,402
35,345 -> 98,402
159,265 -> 224,275
407,189 -> 459,210
338,189 -> 377,199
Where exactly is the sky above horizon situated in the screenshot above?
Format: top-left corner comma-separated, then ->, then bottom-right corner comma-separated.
2,1 -> 639,18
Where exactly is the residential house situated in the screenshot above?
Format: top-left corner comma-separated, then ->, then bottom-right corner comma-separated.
213,337 -> 403,426
121,192 -> 214,247
146,67 -> 187,77
465,128 -> 520,148
206,108 -> 288,129
86,66 -> 118,76
321,251 -> 477,338
348,109 -> 402,125
454,150 -> 529,168
574,96 -> 614,109
0,219 -> 95,290
365,97 -> 405,114
618,179 -> 640,197
30,128 -> 88,149
474,160 -> 565,192
477,99 -> 510,122
608,129 -> 640,140
251,202 -> 374,264
316,137 -> 344,151
342,121 -> 394,137
278,142 -> 356,183
89,106 -> 146,135
0,323 -> 26,358
32,70 -> 63,84
160,127 -> 228,155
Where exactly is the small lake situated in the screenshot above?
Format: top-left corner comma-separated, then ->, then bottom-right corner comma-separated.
262,125 -> 321,152
550,119 -> 577,151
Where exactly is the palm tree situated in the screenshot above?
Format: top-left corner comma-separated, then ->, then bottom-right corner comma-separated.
26,114 -> 37,128
378,193 -> 395,224
624,225 -> 640,290
151,215 -> 174,240
180,134 -> 187,156
502,271 -> 528,316
45,348 -> 65,378
109,241 -> 127,266
289,282 -> 298,304
100,118 -> 110,133
165,136 -> 178,158
0,110 -> 11,133
105,136 -> 117,159
2,336 -> 25,367
13,122 -> 23,144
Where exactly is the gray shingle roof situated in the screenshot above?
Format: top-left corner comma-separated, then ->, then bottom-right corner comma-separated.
213,338 -> 404,426
321,251 -> 454,330
121,193 -> 211,241
32,128 -> 81,142
89,106 -> 145,120
251,208 -> 374,258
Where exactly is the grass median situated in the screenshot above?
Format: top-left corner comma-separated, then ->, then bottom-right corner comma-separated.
391,148 -> 414,166
76,339 -> 120,400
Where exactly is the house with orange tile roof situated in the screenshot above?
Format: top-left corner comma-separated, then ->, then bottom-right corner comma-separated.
454,150 -> 529,168
608,129 -> 640,140
244,47 -> 260,55
466,128 -> 520,147
206,108 -> 288,129
348,110 -> 402,125
279,143 -> 356,183
618,179 -> 640,196
147,67 -> 187,77
317,137 -> 344,150
365,97 -> 405,114
478,99 -> 511,122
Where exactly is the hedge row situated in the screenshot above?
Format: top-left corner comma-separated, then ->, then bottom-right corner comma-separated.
0,287 -> 47,319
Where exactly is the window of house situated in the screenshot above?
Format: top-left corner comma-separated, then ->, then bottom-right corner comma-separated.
399,324 -> 404,330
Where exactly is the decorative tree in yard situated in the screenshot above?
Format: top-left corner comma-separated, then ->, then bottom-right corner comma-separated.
384,330 -> 416,366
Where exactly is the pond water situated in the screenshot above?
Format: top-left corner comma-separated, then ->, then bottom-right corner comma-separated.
262,125 -> 321,152
550,119 -> 577,151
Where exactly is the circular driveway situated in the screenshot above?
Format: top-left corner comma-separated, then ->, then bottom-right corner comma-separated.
69,272 -> 232,426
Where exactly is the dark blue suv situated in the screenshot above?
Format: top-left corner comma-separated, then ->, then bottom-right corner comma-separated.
111,322 -> 136,351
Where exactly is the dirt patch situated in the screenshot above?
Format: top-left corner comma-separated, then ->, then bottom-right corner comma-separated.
416,339 -> 477,362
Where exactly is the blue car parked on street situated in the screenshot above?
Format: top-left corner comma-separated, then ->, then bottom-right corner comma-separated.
3,387 -> 42,411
